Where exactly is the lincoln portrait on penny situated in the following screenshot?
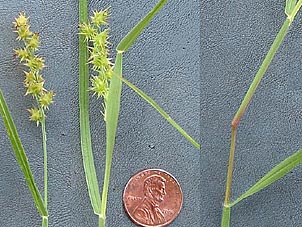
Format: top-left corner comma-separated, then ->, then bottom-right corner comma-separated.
133,174 -> 167,225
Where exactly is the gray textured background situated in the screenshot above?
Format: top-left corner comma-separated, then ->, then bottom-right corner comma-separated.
202,0 -> 302,227
0,0 -> 200,226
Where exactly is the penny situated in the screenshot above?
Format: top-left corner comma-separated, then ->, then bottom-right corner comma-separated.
123,169 -> 183,227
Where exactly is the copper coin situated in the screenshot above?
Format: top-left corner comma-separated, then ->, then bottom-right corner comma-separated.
123,169 -> 183,227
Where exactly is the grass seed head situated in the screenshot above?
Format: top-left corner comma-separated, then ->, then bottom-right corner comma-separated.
16,25 -> 32,40
91,9 -> 109,26
13,12 -> 29,27
90,76 -> 108,98
79,23 -> 97,41
39,91 -> 55,109
28,107 -> 43,126
15,48 -> 30,62
25,56 -> 45,71
14,12 -> 54,125
27,33 -> 40,50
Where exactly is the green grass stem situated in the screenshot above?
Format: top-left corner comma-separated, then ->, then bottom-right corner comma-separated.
222,1 -> 302,226
99,216 -> 105,227
41,111 -> 48,227
221,206 -> 231,227
232,18 -> 291,127
223,126 -> 237,206
232,0 -> 302,127
42,217 -> 48,227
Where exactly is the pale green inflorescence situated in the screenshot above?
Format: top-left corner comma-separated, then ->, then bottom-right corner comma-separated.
79,8 -> 112,118
14,12 -> 54,126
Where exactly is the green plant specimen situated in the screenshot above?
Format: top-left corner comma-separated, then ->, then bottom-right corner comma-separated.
0,90 -> 48,224
14,12 -> 54,227
79,0 -> 102,219
116,75 -> 200,148
221,1 -> 302,226
79,0 -> 200,226
0,13 -> 54,227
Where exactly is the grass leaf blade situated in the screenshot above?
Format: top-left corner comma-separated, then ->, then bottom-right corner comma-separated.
79,0 -> 102,215
230,150 -> 302,207
0,89 -> 47,217
116,0 -> 168,52
114,74 -> 200,149
100,53 -> 123,221
285,0 -> 297,16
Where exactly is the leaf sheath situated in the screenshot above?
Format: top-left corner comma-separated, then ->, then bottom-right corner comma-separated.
221,206 -> 231,227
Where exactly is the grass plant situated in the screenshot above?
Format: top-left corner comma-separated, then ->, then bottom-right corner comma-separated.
0,90 -> 48,223
221,1 -> 302,226
0,13 -> 54,227
78,0 -> 200,226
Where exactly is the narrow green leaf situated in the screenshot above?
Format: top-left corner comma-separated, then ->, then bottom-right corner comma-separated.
221,206 -> 231,227
116,0 -> 168,52
285,0 -> 297,16
0,89 -> 47,217
230,150 -> 302,207
100,53 -> 123,220
113,73 -> 200,149
79,0 -> 102,215
287,0 -> 302,20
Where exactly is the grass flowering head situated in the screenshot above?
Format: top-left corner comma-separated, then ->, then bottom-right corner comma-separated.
27,107 -> 42,126
79,9 -> 112,118
15,48 -> 30,62
79,23 -> 97,41
92,29 -> 110,49
25,81 -> 45,96
91,9 -> 109,26
27,33 -> 40,50
14,12 -> 54,125
25,56 -> 45,71
16,25 -> 32,40
13,12 -> 29,27
90,76 -> 108,98
39,91 -> 55,109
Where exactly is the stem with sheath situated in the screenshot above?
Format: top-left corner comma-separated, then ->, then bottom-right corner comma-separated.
222,2 -> 302,226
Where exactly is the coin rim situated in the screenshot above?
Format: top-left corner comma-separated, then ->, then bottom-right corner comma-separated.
123,168 -> 183,227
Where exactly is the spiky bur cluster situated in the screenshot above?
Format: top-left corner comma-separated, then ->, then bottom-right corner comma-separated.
13,12 -> 54,126
79,9 -> 112,119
